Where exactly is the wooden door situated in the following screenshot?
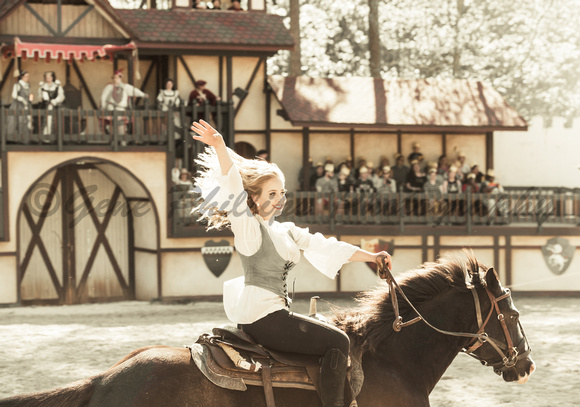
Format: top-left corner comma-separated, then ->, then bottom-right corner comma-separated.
19,164 -> 134,304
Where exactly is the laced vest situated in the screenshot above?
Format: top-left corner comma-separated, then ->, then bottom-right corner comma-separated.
239,223 -> 296,305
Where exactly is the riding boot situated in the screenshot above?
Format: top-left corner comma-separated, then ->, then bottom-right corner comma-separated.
319,348 -> 348,407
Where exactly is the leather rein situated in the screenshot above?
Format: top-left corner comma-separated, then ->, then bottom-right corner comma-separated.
377,261 -> 531,375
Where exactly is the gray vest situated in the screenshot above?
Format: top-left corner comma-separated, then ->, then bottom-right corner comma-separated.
239,223 -> 296,305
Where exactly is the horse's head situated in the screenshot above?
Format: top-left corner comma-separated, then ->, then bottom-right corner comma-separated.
464,266 -> 536,383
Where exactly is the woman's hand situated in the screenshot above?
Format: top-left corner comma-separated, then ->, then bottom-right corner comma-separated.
375,251 -> 392,279
190,120 -> 224,147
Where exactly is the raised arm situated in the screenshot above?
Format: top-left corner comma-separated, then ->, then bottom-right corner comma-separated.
190,120 -> 233,176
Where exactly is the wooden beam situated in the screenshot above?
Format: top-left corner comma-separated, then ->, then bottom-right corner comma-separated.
265,61 -> 271,160
178,55 -> 196,87
61,5 -> 94,37
226,56 -> 233,101
486,131 -> 494,170
139,59 -> 156,92
302,127 -> 310,191
57,0 -> 62,34
72,60 -> 97,109
219,56 -> 224,99
24,4 -> 58,37
0,59 -> 15,94
234,57 -> 263,117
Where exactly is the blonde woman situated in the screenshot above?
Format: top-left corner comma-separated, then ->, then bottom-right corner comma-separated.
190,120 -> 392,407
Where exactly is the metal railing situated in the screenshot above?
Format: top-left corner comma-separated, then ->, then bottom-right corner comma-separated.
168,187 -> 580,236
0,101 -> 234,151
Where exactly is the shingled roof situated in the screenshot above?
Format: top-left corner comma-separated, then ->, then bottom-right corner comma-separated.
116,9 -> 294,53
268,76 -> 527,132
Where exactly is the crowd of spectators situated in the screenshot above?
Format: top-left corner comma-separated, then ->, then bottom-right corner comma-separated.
297,147 -> 505,217
299,148 -> 503,196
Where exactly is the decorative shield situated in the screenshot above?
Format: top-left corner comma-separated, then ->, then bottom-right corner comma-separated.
361,238 -> 395,273
201,239 -> 234,278
541,237 -> 575,275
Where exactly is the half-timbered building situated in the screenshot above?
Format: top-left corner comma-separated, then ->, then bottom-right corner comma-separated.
0,0 -> 578,306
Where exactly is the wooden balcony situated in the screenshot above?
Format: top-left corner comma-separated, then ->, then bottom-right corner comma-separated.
169,188 -> 580,237
0,101 -> 234,152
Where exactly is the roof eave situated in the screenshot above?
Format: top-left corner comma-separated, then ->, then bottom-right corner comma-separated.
135,41 -> 293,54
288,121 -> 529,133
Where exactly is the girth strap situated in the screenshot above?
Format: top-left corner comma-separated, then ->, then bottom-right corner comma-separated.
261,363 -> 276,407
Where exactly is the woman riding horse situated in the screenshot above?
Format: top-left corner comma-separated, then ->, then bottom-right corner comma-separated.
190,119 -> 392,407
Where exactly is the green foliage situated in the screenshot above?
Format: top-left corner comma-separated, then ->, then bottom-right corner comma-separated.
267,0 -> 580,119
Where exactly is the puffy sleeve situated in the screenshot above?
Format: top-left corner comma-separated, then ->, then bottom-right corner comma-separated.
195,156 -> 261,256
284,222 -> 358,279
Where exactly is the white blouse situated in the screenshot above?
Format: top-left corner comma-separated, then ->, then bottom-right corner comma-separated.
199,163 -> 359,324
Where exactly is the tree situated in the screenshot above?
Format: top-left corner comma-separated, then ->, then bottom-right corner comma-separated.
267,0 -> 580,119
289,0 -> 302,75
368,0 -> 380,78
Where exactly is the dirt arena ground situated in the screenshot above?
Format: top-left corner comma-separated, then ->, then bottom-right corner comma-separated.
0,295 -> 578,406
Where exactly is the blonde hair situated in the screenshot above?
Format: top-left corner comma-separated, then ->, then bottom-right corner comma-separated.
194,146 -> 285,230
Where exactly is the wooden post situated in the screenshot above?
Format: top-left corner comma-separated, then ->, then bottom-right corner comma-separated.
302,127 -> 310,191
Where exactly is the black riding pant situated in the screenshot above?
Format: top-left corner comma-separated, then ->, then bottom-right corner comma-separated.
240,309 -> 350,357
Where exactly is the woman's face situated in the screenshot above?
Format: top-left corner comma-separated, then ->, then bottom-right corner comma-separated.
413,163 -> 421,172
166,81 -> 174,90
21,73 -> 30,82
44,73 -> 54,84
253,176 -> 286,220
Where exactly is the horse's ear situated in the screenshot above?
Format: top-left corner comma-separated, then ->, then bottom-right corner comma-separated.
484,267 -> 500,291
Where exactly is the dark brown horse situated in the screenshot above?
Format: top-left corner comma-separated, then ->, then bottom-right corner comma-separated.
0,253 -> 535,407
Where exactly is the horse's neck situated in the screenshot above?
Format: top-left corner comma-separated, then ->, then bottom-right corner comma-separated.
364,289 -> 477,396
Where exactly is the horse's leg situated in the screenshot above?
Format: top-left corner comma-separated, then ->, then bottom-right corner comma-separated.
90,346 -> 322,407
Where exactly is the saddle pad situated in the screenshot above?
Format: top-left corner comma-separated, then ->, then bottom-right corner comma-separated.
188,343 -> 317,392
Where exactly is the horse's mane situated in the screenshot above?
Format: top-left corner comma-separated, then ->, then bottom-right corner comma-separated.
332,251 -> 488,354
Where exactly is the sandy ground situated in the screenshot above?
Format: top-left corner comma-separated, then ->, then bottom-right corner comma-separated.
0,295 -> 578,406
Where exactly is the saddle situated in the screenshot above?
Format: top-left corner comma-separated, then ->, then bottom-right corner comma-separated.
189,325 -> 362,407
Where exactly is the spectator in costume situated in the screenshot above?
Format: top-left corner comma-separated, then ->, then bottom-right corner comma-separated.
157,78 -> 181,111
38,71 -> 65,140
100,70 -> 148,139
8,70 -> 34,136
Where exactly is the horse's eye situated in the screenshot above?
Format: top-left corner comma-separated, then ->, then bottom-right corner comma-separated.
509,314 -> 519,323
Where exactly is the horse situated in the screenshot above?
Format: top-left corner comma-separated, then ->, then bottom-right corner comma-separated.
0,253 -> 535,407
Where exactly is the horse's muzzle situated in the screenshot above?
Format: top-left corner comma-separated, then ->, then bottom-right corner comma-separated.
501,356 -> 536,383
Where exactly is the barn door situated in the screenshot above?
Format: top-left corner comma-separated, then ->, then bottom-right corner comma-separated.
19,164 -> 134,305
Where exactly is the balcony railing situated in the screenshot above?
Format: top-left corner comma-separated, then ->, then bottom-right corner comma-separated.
0,101 -> 234,151
169,187 -> 580,237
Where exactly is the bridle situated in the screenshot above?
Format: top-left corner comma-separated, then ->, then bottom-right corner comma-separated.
378,261 -> 532,375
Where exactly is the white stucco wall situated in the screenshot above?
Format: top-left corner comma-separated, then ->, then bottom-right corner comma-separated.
495,117 -> 580,188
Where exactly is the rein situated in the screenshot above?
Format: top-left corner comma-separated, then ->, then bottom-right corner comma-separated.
377,261 -> 531,374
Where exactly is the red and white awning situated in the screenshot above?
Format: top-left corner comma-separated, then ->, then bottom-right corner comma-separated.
1,38 -> 136,62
